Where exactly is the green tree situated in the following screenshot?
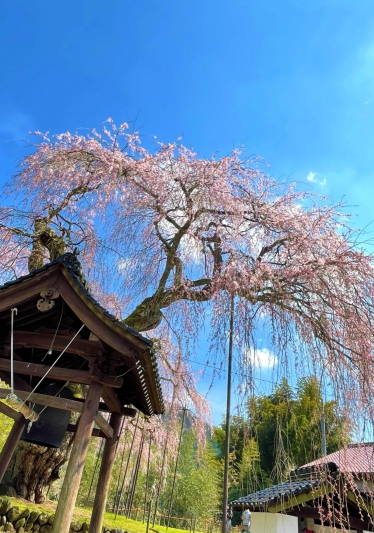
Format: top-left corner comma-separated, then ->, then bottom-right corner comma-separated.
237,439 -> 266,498
213,376 -> 349,498
249,378 -> 295,480
249,376 -> 349,482
166,430 -> 220,526
213,416 -> 268,502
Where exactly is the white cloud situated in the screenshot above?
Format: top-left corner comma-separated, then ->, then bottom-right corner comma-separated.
243,347 -> 278,368
307,171 -> 317,183
306,171 -> 326,188
117,257 -> 138,272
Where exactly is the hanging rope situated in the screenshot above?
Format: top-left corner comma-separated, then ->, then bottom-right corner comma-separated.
5,392 -> 39,421
41,301 -> 64,362
5,314 -> 85,422
10,307 -> 16,394
5,308 -> 39,421
21,323 -> 85,405
34,357 -> 87,421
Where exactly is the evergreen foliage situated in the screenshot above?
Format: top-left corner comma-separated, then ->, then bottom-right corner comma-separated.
213,376 -> 349,499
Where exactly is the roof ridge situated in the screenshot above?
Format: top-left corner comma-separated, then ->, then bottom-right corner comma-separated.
348,442 -> 374,448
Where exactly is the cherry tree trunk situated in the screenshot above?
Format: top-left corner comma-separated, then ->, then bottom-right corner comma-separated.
2,435 -> 74,503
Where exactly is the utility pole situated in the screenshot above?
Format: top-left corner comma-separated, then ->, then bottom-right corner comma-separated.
321,407 -> 327,456
222,295 -> 234,533
320,377 -> 327,457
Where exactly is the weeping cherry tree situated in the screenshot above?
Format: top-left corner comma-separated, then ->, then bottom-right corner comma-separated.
0,120 -> 374,499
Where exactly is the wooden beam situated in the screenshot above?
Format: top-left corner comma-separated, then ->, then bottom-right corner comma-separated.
4,330 -> 103,359
90,365 -> 123,388
72,396 -> 136,417
0,400 -> 23,422
71,397 -> 113,413
94,412 -> 113,439
68,417 -> 135,436
66,423 -> 104,438
0,359 -> 123,388
122,406 -> 137,418
0,389 -> 84,413
101,386 -> 123,413
268,485 -> 329,513
0,389 -> 120,438
0,418 -> 26,483
0,273 -> 60,313
0,372 -> 32,392
51,381 -> 103,533
289,508 -> 327,519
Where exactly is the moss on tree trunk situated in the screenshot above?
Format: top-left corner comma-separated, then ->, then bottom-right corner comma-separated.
3,435 -> 74,503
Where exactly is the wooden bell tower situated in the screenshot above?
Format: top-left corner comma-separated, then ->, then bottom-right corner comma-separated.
0,254 -> 164,533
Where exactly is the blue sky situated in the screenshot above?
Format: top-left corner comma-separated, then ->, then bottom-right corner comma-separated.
1,0 -> 374,423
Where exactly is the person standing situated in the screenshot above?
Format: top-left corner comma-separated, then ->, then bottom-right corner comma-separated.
301,517 -> 315,533
241,509 -> 251,532
227,506 -> 233,532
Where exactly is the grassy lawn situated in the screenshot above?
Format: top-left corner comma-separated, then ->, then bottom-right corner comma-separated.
3,497 -> 206,533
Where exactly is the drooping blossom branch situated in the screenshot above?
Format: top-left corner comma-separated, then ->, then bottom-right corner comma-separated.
1,120 -> 374,425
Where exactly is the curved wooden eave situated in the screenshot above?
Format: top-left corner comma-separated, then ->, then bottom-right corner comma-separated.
55,265 -> 164,415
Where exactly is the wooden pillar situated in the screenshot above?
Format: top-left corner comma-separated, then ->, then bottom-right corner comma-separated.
51,381 -> 103,533
89,412 -> 123,533
0,417 -> 26,483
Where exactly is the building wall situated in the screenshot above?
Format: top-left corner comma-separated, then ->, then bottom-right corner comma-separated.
251,512 -> 298,533
251,511 -> 368,532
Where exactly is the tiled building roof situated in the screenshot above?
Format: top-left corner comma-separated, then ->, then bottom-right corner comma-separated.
231,476 -> 322,510
230,444 -> 374,511
303,442 -> 374,474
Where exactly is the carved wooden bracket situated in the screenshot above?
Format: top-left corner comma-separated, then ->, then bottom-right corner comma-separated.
37,286 -> 60,312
